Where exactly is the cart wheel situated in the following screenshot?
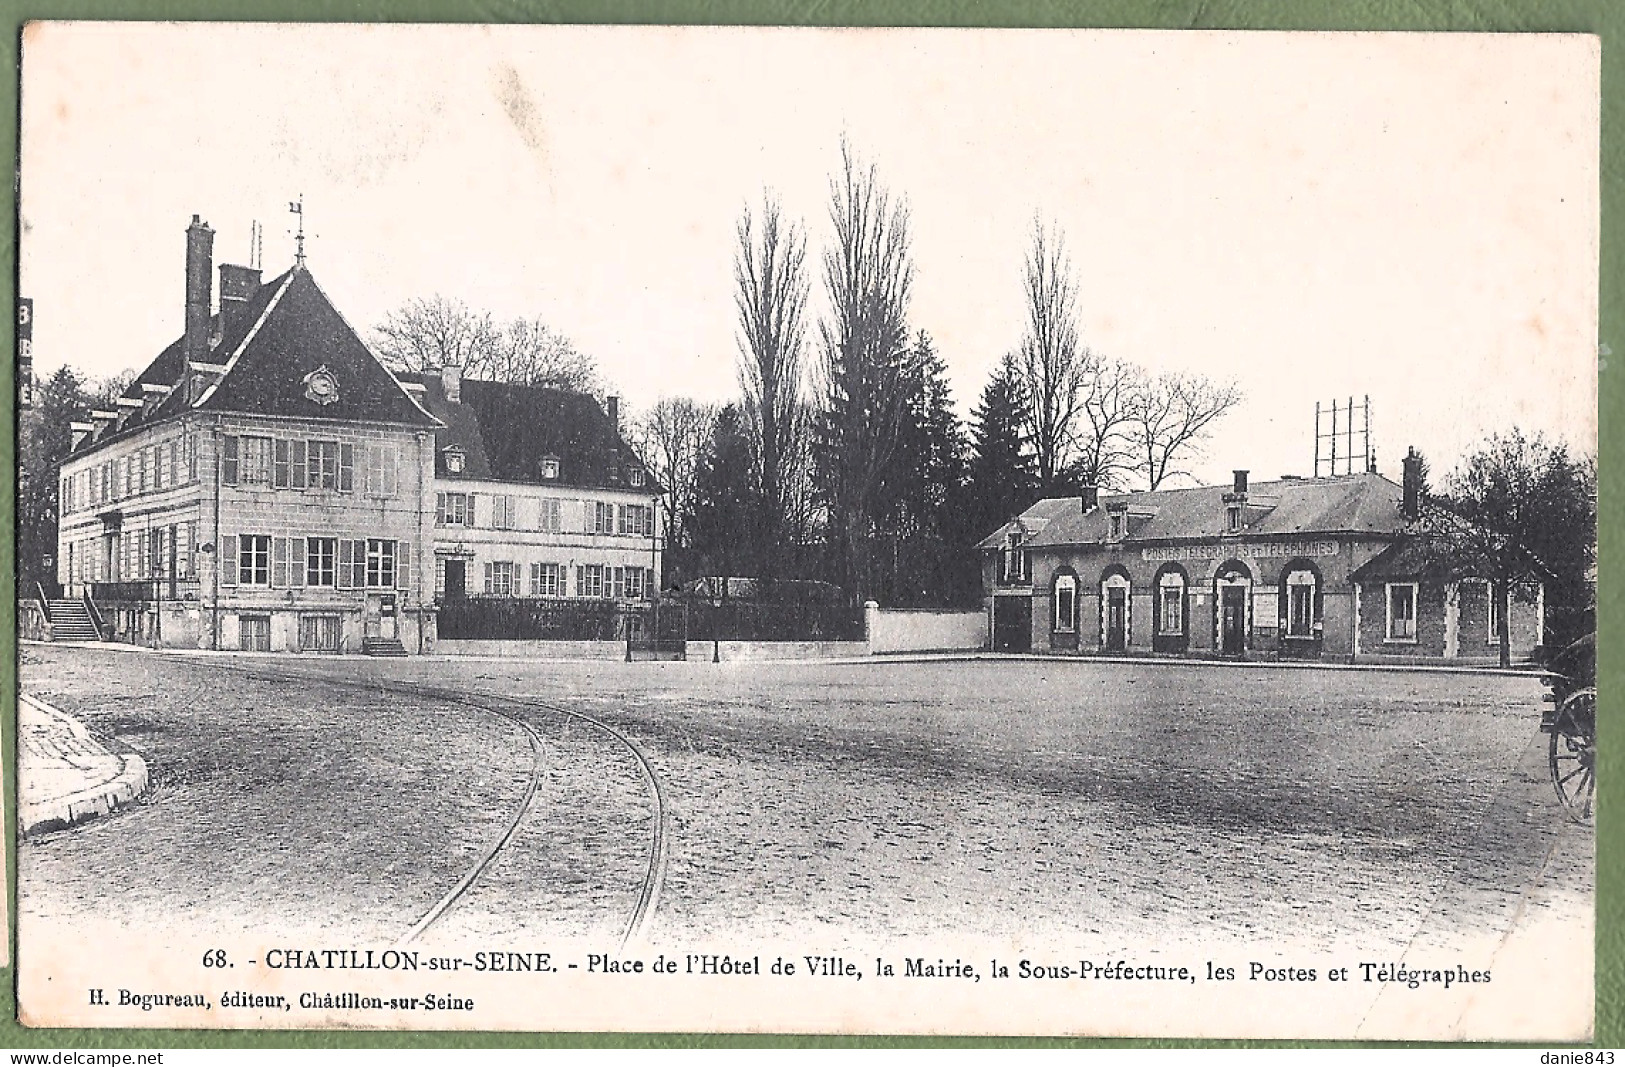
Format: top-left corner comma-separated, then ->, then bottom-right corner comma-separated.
1548,688 -> 1596,824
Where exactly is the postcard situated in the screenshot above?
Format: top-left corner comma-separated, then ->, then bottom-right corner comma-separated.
14,23 -> 1598,1039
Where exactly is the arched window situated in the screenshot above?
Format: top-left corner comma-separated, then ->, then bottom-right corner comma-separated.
1053,571 -> 1078,633
1157,568 -> 1186,636
1284,564 -> 1320,638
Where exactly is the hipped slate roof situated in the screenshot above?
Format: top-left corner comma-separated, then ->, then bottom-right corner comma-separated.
197,270 -> 438,427
72,267 -> 438,457
978,473 -> 1405,551
405,372 -> 660,494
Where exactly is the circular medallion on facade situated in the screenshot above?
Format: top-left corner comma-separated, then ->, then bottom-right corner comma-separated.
303,366 -> 340,406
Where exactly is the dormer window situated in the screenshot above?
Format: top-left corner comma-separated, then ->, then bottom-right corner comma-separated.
1105,503 -> 1127,543
998,532 -> 1029,585
1226,505 -> 1243,532
540,455 -> 560,480
629,467 -> 646,488
443,446 -> 466,475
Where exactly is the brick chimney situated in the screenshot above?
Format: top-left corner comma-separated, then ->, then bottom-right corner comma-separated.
1402,447 -> 1423,522
440,363 -> 462,404
217,263 -> 261,344
606,395 -> 620,434
184,216 -> 214,365
1233,469 -> 1249,494
1081,483 -> 1098,513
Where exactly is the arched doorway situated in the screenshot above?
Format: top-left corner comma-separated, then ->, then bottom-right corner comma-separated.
1214,560 -> 1252,656
1100,566 -> 1131,653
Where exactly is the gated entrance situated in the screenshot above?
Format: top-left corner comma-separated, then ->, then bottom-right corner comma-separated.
626,601 -> 687,661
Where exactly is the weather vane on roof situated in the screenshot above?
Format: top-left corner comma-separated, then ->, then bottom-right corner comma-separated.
289,195 -> 307,269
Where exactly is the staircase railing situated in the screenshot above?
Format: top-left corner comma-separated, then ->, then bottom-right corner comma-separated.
34,582 -> 51,624
81,586 -> 108,640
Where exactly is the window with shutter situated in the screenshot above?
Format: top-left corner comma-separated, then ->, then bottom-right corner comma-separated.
291,538 -> 306,587
241,436 -> 273,486
308,441 -> 339,489
274,440 -> 291,488
436,493 -> 447,526
484,562 -> 494,595
291,440 -> 308,489
339,443 -> 355,492
271,537 -> 289,587
337,539 -> 355,589
240,535 -> 271,586
221,535 -> 238,585
221,435 -> 238,485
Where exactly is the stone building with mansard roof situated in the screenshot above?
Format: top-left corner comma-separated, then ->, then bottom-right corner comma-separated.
54,214 -> 660,654
976,451 -> 1543,663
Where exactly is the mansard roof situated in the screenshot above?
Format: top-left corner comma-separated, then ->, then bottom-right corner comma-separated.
977,472 -> 1406,551
404,372 -> 660,494
70,267 -> 438,459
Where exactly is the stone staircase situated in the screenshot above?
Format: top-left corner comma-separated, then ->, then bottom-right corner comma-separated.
47,599 -> 103,642
362,636 -> 409,657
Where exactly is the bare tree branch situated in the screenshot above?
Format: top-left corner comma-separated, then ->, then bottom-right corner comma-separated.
1125,371 -> 1243,489
813,139 -> 919,600
736,191 -> 810,553
372,296 -> 601,394
1016,219 -> 1086,492
626,397 -> 720,551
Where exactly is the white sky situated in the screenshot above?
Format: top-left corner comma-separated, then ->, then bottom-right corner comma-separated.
19,24 -> 1599,486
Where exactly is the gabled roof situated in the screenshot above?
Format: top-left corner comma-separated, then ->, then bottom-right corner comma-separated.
71,266 -> 438,458
404,372 -> 660,494
979,473 -> 1406,551
974,496 -> 1080,550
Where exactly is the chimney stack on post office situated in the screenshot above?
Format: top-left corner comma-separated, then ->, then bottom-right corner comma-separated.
184,215 -> 215,366
1233,469 -> 1249,495
1402,447 -> 1423,522
218,263 -> 262,344
1081,483 -> 1098,513
440,363 -> 462,404
606,395 -> 620,434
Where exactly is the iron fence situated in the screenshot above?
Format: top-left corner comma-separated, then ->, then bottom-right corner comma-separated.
436,595 -> 866,645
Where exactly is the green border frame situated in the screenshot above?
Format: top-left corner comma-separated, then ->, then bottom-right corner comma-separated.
0,0 -> 1616,1051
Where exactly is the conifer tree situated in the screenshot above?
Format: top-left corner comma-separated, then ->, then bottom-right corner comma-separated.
964,353 -> 1039,544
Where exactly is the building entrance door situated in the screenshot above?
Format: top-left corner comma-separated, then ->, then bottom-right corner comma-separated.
444,559 -> 466,599
1105,588 -> 1127,652
992,597 -> 1031,653
1221,585 -> 1247,654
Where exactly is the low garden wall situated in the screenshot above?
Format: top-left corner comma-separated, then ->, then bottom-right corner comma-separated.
434,639 -> 628,660
684,640 -> 870,662
865,604 -> 986,654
